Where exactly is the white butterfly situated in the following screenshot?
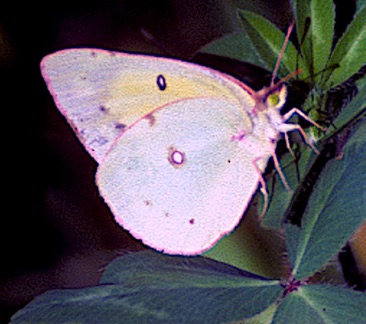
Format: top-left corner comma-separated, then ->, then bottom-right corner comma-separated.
41,37 -> 324,255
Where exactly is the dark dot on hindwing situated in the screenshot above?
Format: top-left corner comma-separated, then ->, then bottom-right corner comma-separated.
144,113 -> 156,126
144,200 -> 152,206
156,74 -> 167,91
189,218 -> 195,225
99,105 -> 108,113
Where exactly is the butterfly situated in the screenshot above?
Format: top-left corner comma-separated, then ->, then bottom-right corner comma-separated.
40,24 -> 325,255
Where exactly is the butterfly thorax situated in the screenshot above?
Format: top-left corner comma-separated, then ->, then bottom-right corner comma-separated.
233,83 -> 288,171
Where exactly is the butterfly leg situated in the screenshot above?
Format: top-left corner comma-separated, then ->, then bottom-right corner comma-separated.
281,108 -> 328,154
284,132 -> 297,161
282,108 -> 327,131
279,122 -> 320,154
252,157 -> 269,221
252,141 -> 294,221
258,187 -> 269,222
269,143 -> 293,192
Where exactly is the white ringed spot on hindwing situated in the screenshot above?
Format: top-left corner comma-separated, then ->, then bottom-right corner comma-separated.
167,146 -> 186,168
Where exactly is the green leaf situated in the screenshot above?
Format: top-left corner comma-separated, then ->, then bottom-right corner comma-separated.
274,285 -> 366,323
287,120 -> 366,279
308,0 -> 335,78
285,223 -> 302,272
100,250 -> 269,285
203,213 -> 287,279
291,0 -> 311,64
200,8 -> 301,79
325,5 -> 366,90
12,251 -> 283,323
357,0 -> 366,12
199,31 -> 265,68
262,147 -> 317,229
356,73 -> 366,91
238,9 -> 308,78
291,0 -> 335,83
332,84 -> 366,129
260,154 -> 298,229
275,289 -> 325,324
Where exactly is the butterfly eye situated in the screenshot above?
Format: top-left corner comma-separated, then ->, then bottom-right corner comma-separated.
267,84 -> 287,109
267,93 -> 280,106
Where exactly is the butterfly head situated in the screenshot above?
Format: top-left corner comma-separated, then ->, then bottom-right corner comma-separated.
253,82 -> 287,114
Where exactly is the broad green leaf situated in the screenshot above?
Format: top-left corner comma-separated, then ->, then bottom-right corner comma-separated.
288,120 -> 366,279
238,9 -> 308,78
274,285 -> 366,323
244,301 -> 278,323
203,212 -> 287,279
285,223 -> 302,272
100,250 -> 269,285
275,289 -> 324,324
12,251 -> 283,323
325,5 -> 366,90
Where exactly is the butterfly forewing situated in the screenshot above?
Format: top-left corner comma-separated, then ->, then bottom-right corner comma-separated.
41,49 -> 254,163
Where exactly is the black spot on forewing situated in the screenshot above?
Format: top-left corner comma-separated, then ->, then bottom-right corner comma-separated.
115,122 -> 126,130
156,75 -> 167,91
89,135 -> 108,146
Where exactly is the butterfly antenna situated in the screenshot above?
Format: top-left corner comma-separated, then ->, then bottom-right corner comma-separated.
271,21 -> 295,87
272,68 -> 302,90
